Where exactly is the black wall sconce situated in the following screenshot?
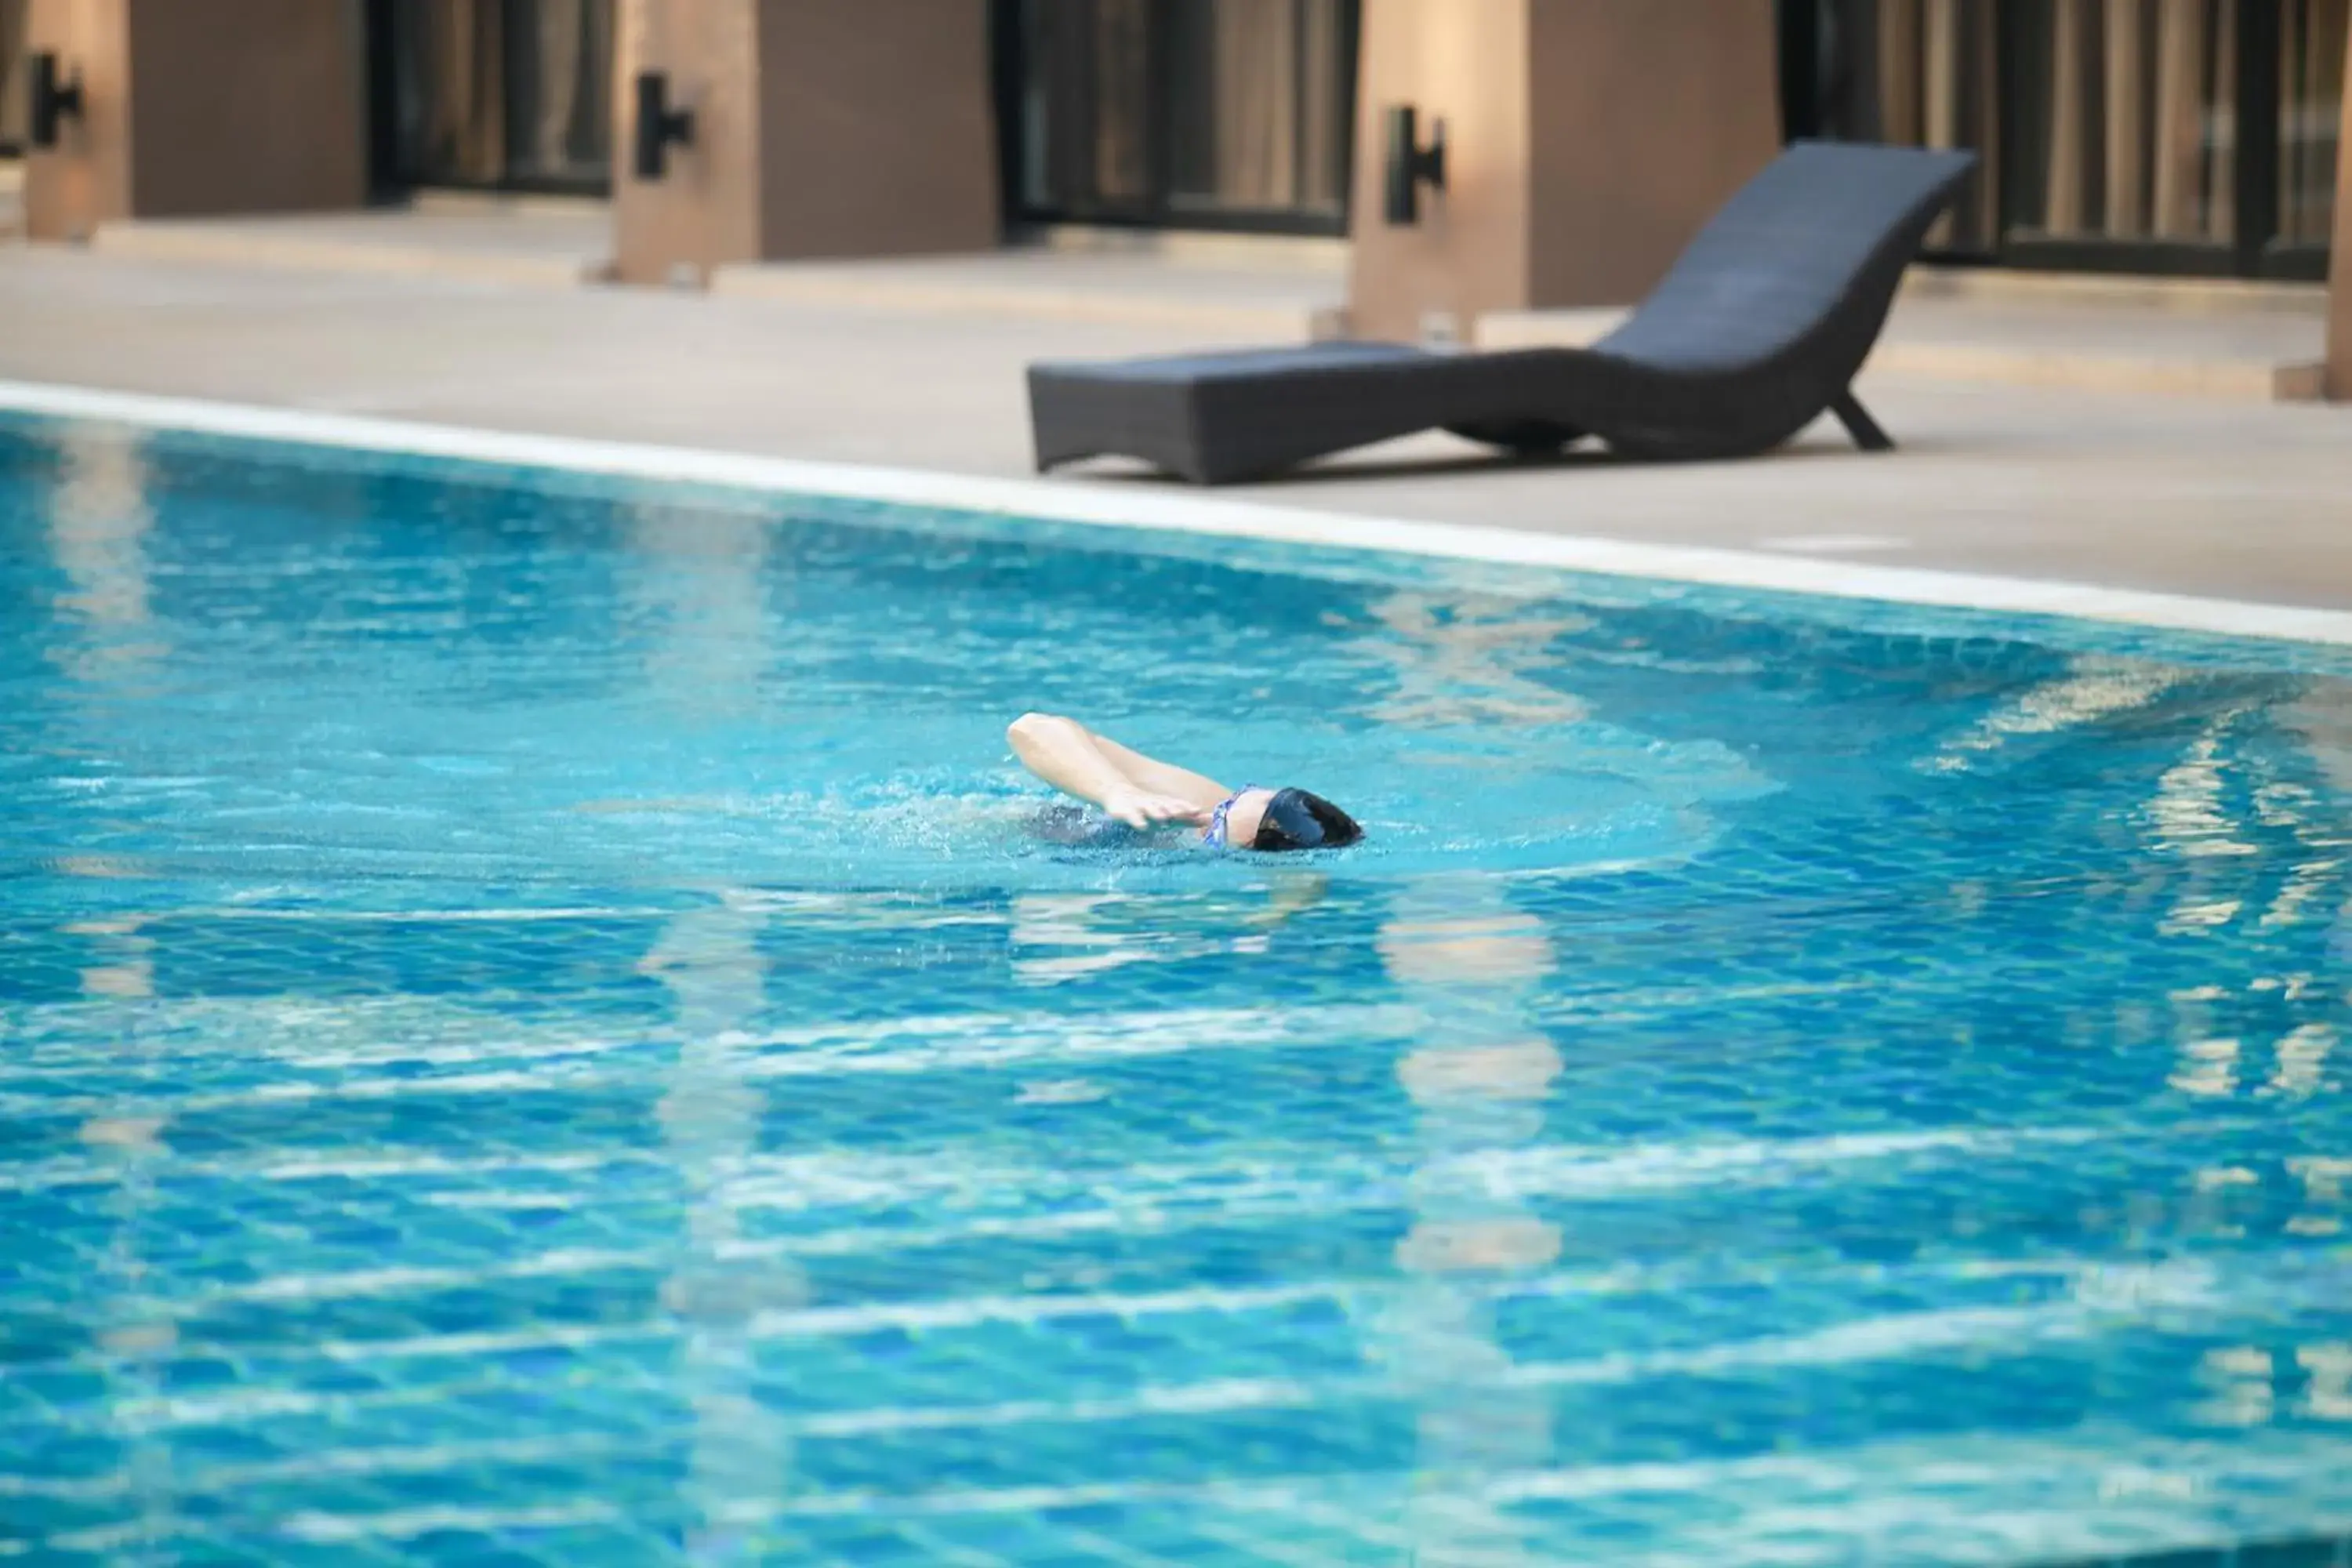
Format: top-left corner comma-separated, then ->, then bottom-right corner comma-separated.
29,52 -> 85,150
1382,104 -> 1446,226
633,71 -> 695,180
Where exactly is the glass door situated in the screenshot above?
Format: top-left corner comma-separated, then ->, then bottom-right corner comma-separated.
996,0 -> 1359,235
1785,0 -> 2343,280
1782,0 -> 2007,252
2277,0 -> 2347,268
2000,0 -> 2242,270
368,0 -> 615,197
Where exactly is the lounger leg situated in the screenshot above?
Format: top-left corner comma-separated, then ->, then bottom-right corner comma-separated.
1831,390 -> 1894,452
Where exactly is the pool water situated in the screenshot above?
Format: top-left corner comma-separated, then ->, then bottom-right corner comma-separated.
2,416 -> 2349,1566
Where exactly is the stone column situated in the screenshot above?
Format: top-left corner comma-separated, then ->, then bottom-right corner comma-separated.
612,0 -> 764,285
2329,17 -> 2352,401
1346,0 -> 1782,342
20,0 -> 126,241
612,0 -> 999,287
23,0 -> 365,243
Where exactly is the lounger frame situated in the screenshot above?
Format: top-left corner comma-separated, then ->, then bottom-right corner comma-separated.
1029,142 -> 1980,485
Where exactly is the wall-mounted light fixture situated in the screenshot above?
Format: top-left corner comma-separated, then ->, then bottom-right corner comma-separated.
1382,104 -> 1446,226
633,72 -> 696,180
29,53 -> 85,150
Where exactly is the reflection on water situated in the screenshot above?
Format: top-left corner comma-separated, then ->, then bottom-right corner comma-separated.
647,895 -> 802,1557
623,495 -> 773,719
1011,892 -> 1162,986
49,425 -> 156,651
1357,590 -> 1590,731
0,423 -> 2348,1562
43,428 -> 180,1554
1377,876 -> 1559,1566
630,484 -> 798,1555
1922,655 -> 2181,775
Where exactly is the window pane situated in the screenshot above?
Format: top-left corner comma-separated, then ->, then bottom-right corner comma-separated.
1011,0 -> 1355,230
386,0 -> 612,191
2016,0 -> 2236,245
1167,0 -> 1354,217
1810,1 -> 2251,254
502,0 -> 612,187
1016,0 -> 1155,216
2281,0 -> 2347,245
0,0 -> 30,152
388,0 -> 506,186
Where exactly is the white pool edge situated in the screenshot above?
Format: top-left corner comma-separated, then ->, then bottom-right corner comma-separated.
5,376 -> 2349,648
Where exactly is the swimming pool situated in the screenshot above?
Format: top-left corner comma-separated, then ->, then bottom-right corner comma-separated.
2,406 -> 2349,1566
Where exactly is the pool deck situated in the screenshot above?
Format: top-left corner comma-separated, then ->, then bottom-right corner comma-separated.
0,230 -> 2348,615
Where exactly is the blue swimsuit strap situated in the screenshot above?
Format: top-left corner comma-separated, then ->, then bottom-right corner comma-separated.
1204,785 -> 1263,850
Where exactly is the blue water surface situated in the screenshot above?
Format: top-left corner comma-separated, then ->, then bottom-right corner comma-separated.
2,416 -> 2348,1566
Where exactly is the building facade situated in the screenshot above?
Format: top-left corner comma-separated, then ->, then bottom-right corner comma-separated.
5,2 -> 2347,290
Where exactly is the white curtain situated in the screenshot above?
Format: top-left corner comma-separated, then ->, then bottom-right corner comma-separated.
1298,0 -> 1349,210
393,0 -> 614,187
2283,0 -> 2349,243
510,0 -> 613,181
1092,0 -> 1153,202
0,0 -> 30,149
1875,0 -> 2000,247
1209,0 -> 1302,209
400,0 -> 506,183
1185,0 -> 1354,214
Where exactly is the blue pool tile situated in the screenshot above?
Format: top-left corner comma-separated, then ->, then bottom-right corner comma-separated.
2236,1541 -> 2352,1568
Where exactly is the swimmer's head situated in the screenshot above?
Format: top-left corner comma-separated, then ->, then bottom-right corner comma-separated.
1221,787 -> 1363,853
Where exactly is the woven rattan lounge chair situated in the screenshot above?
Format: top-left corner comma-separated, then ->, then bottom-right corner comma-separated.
1028,141 -> 1977,485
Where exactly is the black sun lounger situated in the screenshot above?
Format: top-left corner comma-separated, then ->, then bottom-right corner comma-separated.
1028,140 -> 1978,485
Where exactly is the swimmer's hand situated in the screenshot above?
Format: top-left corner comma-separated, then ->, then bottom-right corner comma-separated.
1102,787 -> 1210,830
1007,713 -> 1224,832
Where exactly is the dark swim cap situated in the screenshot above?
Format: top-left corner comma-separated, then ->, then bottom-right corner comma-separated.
1252,788 -> 1363,852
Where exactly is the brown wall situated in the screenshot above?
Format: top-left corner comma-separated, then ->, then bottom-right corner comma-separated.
756,0 -> 996,262
1526,0 -> 1779,307
1345,0 -> 1533,342
23,0 -> 364,241
1346,0 -> 1781,339
613,0 -> 764,285
615,0 -> 998,285
122,0 -> 365,218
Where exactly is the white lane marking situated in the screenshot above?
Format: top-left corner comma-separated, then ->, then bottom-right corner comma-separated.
1,378 -> 2348,645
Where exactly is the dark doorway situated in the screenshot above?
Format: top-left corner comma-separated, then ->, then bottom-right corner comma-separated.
993,0 -> 1361,236
367,0 -> 615,197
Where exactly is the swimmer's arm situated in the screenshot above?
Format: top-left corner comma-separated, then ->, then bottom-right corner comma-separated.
1080,731 -> 1229,812
1007,713 -> 1221,828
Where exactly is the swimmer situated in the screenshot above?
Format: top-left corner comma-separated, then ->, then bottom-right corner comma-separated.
1007,711 -> 1363,852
